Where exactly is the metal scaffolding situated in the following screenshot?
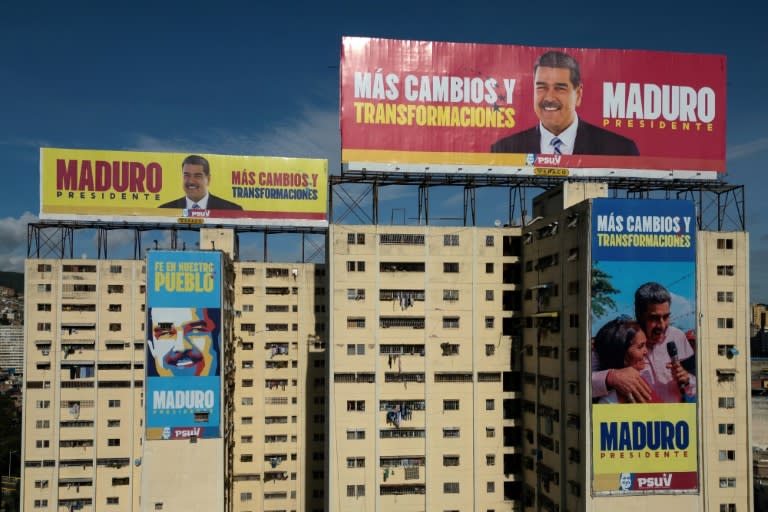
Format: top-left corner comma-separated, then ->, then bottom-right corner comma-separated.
330,173 -> 745,232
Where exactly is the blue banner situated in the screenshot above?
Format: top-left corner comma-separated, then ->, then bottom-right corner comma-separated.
147,251 -> 221,307
592,199 -> 696,262
146,251 -> 222,440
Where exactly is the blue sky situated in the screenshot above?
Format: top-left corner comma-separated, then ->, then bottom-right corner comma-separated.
2,2 -> 766,298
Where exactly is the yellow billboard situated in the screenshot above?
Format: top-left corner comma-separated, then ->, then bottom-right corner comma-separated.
40,148 -> 328,227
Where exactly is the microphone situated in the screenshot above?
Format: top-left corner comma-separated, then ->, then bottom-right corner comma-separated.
666,343 -> 687,397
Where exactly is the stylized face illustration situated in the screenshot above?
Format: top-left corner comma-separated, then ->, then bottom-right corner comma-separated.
161,427 -> 172,440
619,472 -> 633,491
533,66 -> 583,136
148,308 -> 218,377
182,163 -> 210,203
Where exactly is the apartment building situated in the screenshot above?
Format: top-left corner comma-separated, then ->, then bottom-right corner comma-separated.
23,259 -> 146,511
21,187 -> 753,512
518,183 -> 752,511
327,224 -> 524,511
228,257 -> 327,512
0,325 -> 24,373
21,228 -> 327,512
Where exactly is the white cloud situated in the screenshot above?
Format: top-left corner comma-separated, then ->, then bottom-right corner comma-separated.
130,106 -> 340,173
728,136 -> 768,161
0,211 -> 38,272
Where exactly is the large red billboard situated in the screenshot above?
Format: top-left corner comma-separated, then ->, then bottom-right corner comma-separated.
341,37 -> 726,180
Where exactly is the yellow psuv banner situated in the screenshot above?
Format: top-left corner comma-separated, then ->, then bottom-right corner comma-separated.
40,148 -> 328,227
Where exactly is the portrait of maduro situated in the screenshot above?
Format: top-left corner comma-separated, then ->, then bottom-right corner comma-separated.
147,307 -> 221,377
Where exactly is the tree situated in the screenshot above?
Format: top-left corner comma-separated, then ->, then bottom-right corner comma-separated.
591,263 -> 620,319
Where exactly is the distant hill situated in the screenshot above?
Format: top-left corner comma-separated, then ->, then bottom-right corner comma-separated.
0,272 -> 23,295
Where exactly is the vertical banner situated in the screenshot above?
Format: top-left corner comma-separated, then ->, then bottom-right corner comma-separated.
590,199 -> 698,493
146,251 -> 222,440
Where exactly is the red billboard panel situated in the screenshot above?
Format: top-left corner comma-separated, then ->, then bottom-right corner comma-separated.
341,37 -> 726,180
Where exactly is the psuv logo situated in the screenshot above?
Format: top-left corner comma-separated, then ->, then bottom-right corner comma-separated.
637,473 -> 673,490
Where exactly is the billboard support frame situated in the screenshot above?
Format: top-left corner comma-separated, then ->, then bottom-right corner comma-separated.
330,173 -> 744,231
26,221 -> 328,262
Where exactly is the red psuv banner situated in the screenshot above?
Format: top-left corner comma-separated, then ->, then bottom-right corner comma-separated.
341,37 -> 726,180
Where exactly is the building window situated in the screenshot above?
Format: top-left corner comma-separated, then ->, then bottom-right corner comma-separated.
485,235 -> 494,247
717,291 -> 734,302
443,399 -> 460,411
486,455 -> 496,466
347,457 -> 365,468
33,500 -> 49,508
37,284 -> 52,292
347,317 -> 366,328
346,344 -> 365,355
37,264 -> 52,272
569,314 -> 579,328
444,234 -> 460,246
485,289 -> 494,301
443,427 -> 461,438
720,504 -> 737,512
718,423 -> 735,435
485,399 -> 495,411
346,429 -> 365,440
242,417 -> 253,425
112,477 -> 129,486
485,262 -> 494,273
379,233 -> 425,245
108,399 -> 120,407
719,477 -> 736,488
346,484 -> 365,497
443,289 -> 459,301
348,233 -> 366,244
444,482 -> 460,494
107,285 -> 124,293
107,438 -> 120,446
109,323 -> 121,332
240,454 -> 253,462
443,262 -> 459,273
240,492 -> 253,501
443,456 -> 460,466
487,481 -> 495,493
346,400 -> 365,411
37,322 -> 51,331
347,261 -> 366,271
486,427 -> 495,438
442,317 -> 460,328
37,303 -> 51,311
485,316 -> 495,328
347,288 -> 365,300
718,397 -> 735,409
717,265 -> 734,276
717,318 -> 734,329
35,440 -> 49,448
485,344 -> 495,356
718,450 -> 736,461
717,238 -> 734,249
